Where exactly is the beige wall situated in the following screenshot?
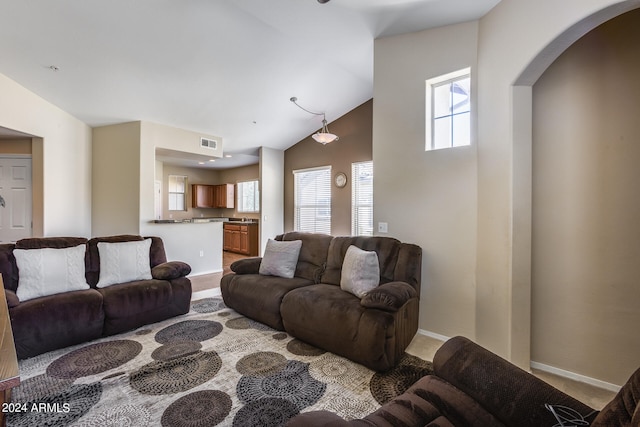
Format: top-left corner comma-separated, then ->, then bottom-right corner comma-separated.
531,9 -> 640,385
161,164 -> 219,221
374,0 -> 639,386
374,22 -> 479,340
0,73 -> 92,237
92,122 -> 141,236
284,100 -> 373,236
0,139 -> 31,154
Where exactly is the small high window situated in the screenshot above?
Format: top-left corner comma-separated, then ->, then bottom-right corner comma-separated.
426,68 -> 471,151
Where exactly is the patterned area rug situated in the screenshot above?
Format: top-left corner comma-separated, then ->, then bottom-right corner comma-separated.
8,297 -> 433,427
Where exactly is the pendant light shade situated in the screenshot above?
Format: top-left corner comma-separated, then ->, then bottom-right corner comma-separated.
290,97 -> 339,145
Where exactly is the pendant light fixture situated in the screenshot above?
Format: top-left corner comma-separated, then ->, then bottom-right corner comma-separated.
290,97 -> 339,145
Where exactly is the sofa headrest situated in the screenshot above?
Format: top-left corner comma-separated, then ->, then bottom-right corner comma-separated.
276,232 -> 333,282
321,236 -> 404,287
86,235 -> 167,287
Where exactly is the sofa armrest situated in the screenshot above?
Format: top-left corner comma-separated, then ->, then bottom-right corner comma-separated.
5,289 -> 19,308
230,257 -> 262,274
360,282 -> 417,312
434,336 -> 598,427
151,261 -> 191,280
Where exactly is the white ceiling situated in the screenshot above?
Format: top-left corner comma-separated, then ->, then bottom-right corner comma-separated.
0,0 -> 499,168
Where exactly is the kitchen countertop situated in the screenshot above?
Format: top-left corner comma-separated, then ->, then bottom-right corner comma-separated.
151,218 -> 259,224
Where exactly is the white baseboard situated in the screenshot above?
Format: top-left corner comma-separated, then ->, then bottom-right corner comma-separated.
530,361 -> 621,392
417,328 -> 450,343
416,330 -> 621,393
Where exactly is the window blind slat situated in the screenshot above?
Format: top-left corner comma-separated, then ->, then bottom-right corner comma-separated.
294,166 -> 331,234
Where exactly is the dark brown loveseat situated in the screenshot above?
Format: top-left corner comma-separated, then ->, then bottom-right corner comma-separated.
1,235 -> 192,359
288,336 -> 640,426
221,232 -> 422,371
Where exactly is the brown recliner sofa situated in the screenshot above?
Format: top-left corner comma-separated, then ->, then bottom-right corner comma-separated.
288,335 -> 640,426
221,232 -> 422,372
1,234 -> 192,359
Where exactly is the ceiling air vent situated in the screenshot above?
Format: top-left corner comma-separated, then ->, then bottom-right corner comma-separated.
200,137 -> 218,150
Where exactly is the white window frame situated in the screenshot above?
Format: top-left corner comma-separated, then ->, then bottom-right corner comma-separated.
168,175 -> 187,211
293,166 -> 331,234
425,67 -> 471,151
351,161 -> 373,236
237,179 -> 260,213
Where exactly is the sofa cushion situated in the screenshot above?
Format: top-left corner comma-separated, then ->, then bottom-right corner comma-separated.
96,239 -> 153,288
281,284 -> 397,371
278,232 -> 334,282
10,289 -> 104,359
221,273 -> 314,330
259,239 -> 302,279
14,244 -> 90,301
340,245 -> 380,298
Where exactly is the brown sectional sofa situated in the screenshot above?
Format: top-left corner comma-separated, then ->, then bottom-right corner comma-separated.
288,335 -> 640,426
221,232 -> 422,371
0,234 -> 192,359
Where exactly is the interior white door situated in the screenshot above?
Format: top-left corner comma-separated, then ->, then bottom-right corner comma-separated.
0,157 -> 32,243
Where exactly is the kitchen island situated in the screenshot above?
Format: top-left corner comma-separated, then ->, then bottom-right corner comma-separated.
141,218 -> 226,276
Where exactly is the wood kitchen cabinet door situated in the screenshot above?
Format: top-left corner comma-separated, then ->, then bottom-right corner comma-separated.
192,184 -> 214,208
214,184 -> 235,208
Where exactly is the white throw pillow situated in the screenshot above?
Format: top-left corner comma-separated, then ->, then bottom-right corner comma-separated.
14,244 -> 90,302
340,245 -> 380,298
259,239 -> 302,279
96,239 -> 153,288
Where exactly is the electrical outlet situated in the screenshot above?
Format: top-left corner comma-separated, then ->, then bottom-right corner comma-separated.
378,222 -> 388,233
199,250 -> 204,257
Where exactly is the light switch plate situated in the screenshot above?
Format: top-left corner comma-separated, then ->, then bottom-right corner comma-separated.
378,222 -> 388,233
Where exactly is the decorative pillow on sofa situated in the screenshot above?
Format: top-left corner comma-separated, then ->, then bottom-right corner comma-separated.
96,239 -> 153,288
259,239 -> 302,279
340,245 -> 380,298
14,244 -> 90,302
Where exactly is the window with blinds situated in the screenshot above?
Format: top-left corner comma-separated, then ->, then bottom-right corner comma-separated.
352,161 -> 373,236
293,166 -> 331,234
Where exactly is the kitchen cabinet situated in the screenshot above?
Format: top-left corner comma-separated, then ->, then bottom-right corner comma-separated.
192,184 -> 234,209
214,184 -> 234,209
192,184 -> 214,208
223,222 -> 258,256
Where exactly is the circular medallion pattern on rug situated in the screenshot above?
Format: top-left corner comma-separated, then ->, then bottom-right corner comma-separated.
369,354 -> 434,405
191,297 -> 227,313
155,320 -> 222,344
236,351 -> 287,377
323,396 -> 380,421
7,382 -> 102,427
12,374 -> 74,402
130,350 -> 223,395
286,339 -> 326,356
309,353 -> 372,387
237,360 -> 326,410
225,316 -> 273,331
72,404 -> 151,427
232,397 -> 299,427
152,341 -> 203,361
46,340 -> 142,379
161,389 -> 232,427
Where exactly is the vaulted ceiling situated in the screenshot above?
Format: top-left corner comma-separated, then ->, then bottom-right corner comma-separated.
0,0 -> 499,167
